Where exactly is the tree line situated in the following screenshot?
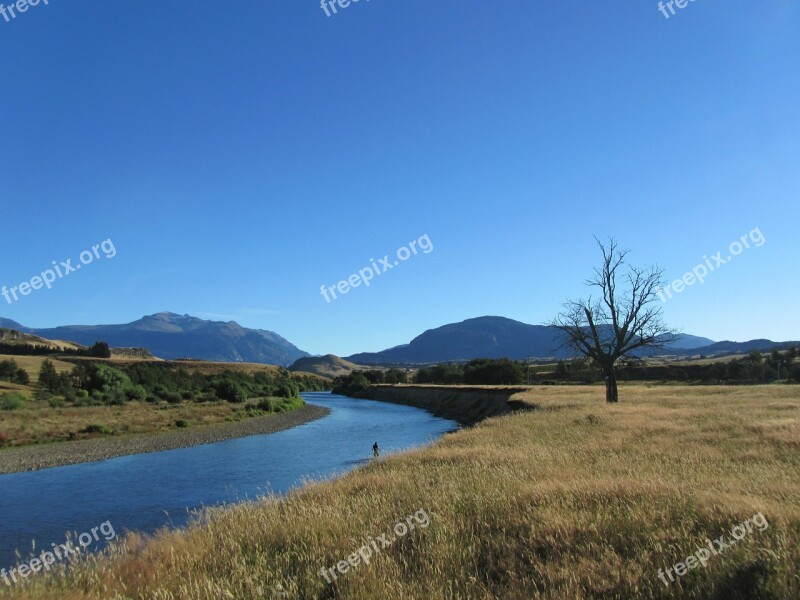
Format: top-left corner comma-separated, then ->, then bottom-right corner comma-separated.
331,350 -> 800,394
0,341 -> 111,358
36,360 -> 327,406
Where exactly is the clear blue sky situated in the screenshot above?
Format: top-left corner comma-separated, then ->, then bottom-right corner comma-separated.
1,0 -> 798,356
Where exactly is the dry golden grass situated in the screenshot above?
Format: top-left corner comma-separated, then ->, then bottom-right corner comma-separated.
3,384 -> 799,599
0,354 -> 75,384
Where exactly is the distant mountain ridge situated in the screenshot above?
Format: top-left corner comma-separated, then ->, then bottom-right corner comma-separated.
0,312 -> 308,367
345,316 -> 794,365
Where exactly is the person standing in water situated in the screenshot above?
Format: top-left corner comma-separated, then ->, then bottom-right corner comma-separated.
373,442 -> 380,459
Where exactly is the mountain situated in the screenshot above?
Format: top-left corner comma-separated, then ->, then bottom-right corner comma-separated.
289,354 -> 365,378
347,317 -> 566,364
345,316 -> 722,365
0,318 -> 29,332
668,333 -> 717,350
683,339 -> 800,356
4,312 -> 308,366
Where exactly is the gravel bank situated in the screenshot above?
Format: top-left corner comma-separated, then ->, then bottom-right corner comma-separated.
0,404 -> 331,475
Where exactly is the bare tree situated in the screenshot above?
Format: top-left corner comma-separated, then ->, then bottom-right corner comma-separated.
550,238 -> 677,402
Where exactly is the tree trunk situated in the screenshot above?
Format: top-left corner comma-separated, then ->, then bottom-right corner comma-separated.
604,367 -> 619,403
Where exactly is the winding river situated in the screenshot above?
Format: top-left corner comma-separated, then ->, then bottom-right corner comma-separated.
0,392 -> 457,567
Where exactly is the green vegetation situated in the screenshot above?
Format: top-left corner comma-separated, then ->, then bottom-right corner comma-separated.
547,349 -> 800,385
333,351 -> 800,396
0,358 -> 329,447
331,368 -> 408,395
34,360 -> 326,407
0,392 -> 26,411
0,358 -> 31,385
334,359 -> 526,393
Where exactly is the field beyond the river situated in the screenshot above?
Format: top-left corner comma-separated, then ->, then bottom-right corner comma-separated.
3,384 -> 799,599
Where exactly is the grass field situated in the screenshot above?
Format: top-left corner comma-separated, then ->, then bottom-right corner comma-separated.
0,356 -> 320,446
2,383 -> 797,599
0,397 -> 304,446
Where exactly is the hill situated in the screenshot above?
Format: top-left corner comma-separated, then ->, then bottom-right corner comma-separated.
288,354 -> 365,378
0,328 -> 83,351
2,312 -> 309,367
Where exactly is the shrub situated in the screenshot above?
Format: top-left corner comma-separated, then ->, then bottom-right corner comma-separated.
258,398 -> 276,412
175,419 -> 189,428
164,391 -> 182,404
81,424 -> 111,435
126,385 -> 148,401
216,380 -> 246,403
1,392 -> 26,411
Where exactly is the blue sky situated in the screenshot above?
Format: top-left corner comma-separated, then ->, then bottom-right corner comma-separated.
1,0 -> 798,356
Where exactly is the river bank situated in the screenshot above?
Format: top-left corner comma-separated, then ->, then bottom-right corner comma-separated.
352,384 -> 533,425
0,404 -> 330,475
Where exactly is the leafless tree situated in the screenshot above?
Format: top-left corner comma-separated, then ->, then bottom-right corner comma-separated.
550,238 -> 677,402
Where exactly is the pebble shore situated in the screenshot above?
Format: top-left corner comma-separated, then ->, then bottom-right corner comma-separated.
0,404 -> 331,475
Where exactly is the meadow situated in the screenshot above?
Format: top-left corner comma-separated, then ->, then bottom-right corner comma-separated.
2,383 -> 797,599
0,355 -> 320,447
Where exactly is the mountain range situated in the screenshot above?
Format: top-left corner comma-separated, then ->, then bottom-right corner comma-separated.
345,316 -> 717,365
2,313 -> 796,368
344,316 -> 799,366
0,312 -> 308,367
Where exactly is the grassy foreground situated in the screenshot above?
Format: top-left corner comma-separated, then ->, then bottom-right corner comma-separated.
3,384 -> 799,599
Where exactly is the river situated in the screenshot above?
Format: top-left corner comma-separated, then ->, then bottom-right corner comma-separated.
0,392 -> 457,567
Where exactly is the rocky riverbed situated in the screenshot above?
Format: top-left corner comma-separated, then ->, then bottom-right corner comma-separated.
0,404 -> 331,475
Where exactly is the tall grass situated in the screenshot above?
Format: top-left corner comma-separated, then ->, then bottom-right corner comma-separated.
3,384 -> 798,599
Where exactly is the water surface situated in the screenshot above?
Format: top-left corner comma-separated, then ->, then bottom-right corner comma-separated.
0,392 -> 457,566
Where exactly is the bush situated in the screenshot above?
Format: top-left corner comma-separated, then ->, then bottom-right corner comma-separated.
126,385 -> 148,401
81,424 -> 112,435
1,392 -> 26,411
163,391 -> 182,404
216,380 -> 246,403
257,398 -> 276,412
175,419 -> 189,428
197,391 -> 218,403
